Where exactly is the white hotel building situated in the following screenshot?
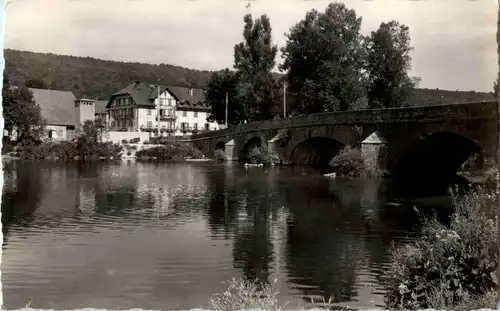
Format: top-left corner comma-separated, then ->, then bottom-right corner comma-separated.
106,81 -> 219,136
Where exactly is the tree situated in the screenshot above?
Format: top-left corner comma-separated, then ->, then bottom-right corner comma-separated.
280,2 -> 366,114
25,78 -> 48,89
364,21 -> 420,108
3,73 -> 45,145
493,77 -> 498,95
234,13 -> 280,122
206,69 -> 247,126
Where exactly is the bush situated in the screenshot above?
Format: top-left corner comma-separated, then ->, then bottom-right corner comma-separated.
247,146 -> 280,166
385,186 -> 499,310
136,142 -> 203,160
129,137 -> 141,144
329,146 -> 366,177
121,139 -> 128,144
17,140 -> 122,161
209,277 -> 283,311
214,149 -> 226,162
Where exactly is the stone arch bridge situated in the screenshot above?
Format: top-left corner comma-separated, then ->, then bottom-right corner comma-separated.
188,101 -> 498,188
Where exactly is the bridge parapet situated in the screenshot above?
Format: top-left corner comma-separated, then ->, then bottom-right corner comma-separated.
190,101 -> 497,141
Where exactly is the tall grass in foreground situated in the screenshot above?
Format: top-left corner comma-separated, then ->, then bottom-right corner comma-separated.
209,277 -> 340,311
384,168 -> 500,310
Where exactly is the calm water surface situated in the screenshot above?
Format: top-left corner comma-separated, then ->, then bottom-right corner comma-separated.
1,161 -> 448,310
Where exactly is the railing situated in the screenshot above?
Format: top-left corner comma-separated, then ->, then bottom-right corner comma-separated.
156,115 -> 175,121
189,100 -> 498,141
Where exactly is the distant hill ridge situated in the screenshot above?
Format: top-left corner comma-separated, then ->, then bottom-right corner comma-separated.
3,49 -> 495,106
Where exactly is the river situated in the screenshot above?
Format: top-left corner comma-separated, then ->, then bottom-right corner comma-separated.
1,161 -> 456,310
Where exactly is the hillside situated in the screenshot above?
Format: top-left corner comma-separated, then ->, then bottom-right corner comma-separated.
4,49 -> 496,105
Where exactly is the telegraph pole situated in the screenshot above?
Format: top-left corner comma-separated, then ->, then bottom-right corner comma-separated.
283,81 -> 287,118
157,85 -> 161,137
225,92 -> 228,128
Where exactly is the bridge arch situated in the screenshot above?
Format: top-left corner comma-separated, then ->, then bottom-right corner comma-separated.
215,141 -> 226,152
288,136 -> 346,169
392,131 -> 482,194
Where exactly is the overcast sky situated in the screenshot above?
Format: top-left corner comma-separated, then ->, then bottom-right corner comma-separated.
4,0 -> 497,92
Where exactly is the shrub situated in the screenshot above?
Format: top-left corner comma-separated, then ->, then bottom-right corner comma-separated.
275,129 -> 291,148
384,187 -> 499,310
329,146 -> 366,177
129,137 -> 141,144
121,139 -> 128,144
484,167 -> 499,194
136,142 -> 203,160
17,140 -> 122,161
209,277 -> 283,311
214,149 -> 226,162
247,146 -> 280,166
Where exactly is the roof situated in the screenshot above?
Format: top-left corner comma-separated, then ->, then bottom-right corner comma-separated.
108,82 -> 210,111
28,88 -> 76,127
95,100 -> 108,114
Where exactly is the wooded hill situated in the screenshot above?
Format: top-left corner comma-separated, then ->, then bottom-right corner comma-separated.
4,49 -> 495,106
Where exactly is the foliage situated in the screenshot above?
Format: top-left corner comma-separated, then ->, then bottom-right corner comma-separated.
328,146 -> 366,177
206,69 -> 246,125
209,277 -> 284,311
5,50 -> 493,110
275,129 -> 291,148
136,142 -> 203,160
280,2 -> 366,114
5,49 -> 213,99
129,137 -> 141,144
384,187 -> 499,310
214,149 -> 226,162
3,73 -> 46,145
16,120 -> 122,161
364,21 -> 420,108
19,140 -> 122,161
483,167 -> 499,194
234,14 -> 281,122
24,77 -> 48,89
247,146 -> 280,166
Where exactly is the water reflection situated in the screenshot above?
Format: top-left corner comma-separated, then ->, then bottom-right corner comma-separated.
2,162 -> 433,310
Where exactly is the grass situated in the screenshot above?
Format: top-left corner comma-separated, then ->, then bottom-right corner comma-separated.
209,277 -> 343,311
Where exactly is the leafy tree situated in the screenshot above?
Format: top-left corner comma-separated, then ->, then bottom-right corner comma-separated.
493,78 -> 498,95
3,73 -> 45,145
25,77 -> 48,89
280,2 -> 366,114
206,69 -> 246,125
364,21 -> 420,108
234,13 -> 280,122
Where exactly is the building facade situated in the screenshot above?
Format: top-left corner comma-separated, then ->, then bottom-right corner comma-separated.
106,82 -> 219,136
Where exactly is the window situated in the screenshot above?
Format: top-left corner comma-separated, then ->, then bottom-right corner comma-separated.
205,123 -> 210,130
194,111 -> 198,118
182,110 -> 187,117
147,121 -> 153,128
181,122 -> 188,131
147,109 -> 152,116
112,121 -> 116,128
166,107 -> 174,117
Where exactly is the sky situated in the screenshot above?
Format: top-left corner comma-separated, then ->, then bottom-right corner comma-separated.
3,0 -> 498,92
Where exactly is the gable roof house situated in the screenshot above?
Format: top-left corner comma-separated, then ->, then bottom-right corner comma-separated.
5,87 -> 108,141
106,81 -> 219,136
